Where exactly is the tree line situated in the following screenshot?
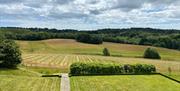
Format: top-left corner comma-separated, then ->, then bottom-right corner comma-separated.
0,27 -> 180,50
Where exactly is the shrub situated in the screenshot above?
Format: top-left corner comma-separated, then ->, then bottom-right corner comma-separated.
70,63 -> 156,75
103,48 -> 110,56
134,64 -> 156,73
0,39 -> 22,68
143,48 -> 161,59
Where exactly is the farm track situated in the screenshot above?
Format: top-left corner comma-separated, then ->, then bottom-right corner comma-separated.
61,73 -> 70,91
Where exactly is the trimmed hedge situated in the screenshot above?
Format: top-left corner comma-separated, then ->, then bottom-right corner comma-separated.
70,63 -> 156,75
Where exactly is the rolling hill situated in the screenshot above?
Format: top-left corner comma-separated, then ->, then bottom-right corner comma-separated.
17,39 -> 180,61
0,39 -> 179,91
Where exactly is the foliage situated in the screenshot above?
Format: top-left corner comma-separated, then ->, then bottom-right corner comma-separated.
0,39 -> 22,68
139,37 -> 180,50
76,33 -> 103,44
70,63 -> 156,75
103,48 -> 110,56
0,27 -> 180,50
143,48 -> 161,59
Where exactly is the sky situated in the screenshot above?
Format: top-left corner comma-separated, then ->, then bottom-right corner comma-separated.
0,0 -> 180,30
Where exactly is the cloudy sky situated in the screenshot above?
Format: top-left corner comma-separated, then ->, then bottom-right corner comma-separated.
0,0 -> 180,30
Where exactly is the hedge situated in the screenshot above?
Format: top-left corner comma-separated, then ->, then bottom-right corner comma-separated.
70,63 -> 156,75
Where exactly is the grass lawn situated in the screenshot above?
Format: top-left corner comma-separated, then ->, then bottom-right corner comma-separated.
0,68 -> 40,77
0,75 -> 60,91
23,66 -> 67,75
70,75 -> 180,91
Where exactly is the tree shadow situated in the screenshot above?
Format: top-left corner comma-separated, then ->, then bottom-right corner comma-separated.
0,67 -> 18,70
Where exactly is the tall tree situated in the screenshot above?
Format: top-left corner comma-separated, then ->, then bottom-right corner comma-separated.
0,39 -> 22,68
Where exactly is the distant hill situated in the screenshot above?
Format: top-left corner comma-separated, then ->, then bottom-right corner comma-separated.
1,27 -> 180,50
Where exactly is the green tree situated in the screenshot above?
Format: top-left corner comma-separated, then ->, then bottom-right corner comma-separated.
103,48 -> 110,56
76,33 -> 103,44
143,48 -> 161,59
0,39 -> 22,68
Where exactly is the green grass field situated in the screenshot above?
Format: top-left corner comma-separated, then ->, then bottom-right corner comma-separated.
0,39 -> 178,91
17,39 -> 180,61
0,68 -> 40,77
71,75 -> 180,91
0,75 -> 60,91
22,66 -> 65,75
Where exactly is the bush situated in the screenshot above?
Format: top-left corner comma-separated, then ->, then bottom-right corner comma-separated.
0,39 -> 22,68
70,63 -> 156,75
76,33 -> 103,44
134,64 -> 156,73
103,48 -> 110,56
143,48 -> 161,59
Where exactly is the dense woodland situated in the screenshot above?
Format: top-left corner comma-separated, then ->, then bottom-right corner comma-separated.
0,27 -> 180,50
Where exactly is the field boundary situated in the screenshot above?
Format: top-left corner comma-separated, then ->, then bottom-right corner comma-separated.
42,75 -> 61,77
69,73 -> 159,76
159,73 -> 180,83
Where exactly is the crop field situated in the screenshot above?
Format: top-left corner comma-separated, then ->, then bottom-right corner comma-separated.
12,39 -> 180,91
0,75 -> 60,91
17,39 -> 180,61
22,54 -> 180,72
22,54 -> 116,73
70,75 -> 180,91
22,54 -> 180,80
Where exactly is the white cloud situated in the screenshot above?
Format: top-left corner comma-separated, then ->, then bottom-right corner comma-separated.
0,0 -> 180,29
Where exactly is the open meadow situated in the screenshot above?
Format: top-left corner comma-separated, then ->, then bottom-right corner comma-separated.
0,39 -> 179,91
18,39 -> 180,81
17,39 -> 180,61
